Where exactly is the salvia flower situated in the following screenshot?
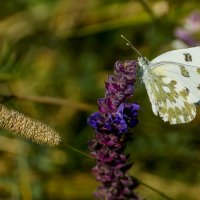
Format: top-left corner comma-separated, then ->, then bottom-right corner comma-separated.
88,60 -> 142,200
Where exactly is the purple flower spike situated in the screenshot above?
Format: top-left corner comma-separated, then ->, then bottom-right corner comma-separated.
88,60 -> 142,200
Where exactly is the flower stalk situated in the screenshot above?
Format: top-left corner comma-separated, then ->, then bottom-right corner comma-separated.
88,60 -> 141,200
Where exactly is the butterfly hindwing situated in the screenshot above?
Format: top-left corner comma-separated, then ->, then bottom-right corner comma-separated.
144,71 -> 196,124
151,63 -> 200,104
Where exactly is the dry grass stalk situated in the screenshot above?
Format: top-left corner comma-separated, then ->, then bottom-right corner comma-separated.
0,105 -> 60,146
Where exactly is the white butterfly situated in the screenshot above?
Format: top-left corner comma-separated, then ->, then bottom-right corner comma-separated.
121,35 -> 200,124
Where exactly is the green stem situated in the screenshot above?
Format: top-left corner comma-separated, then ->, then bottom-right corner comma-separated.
139,180 -> 175,200
62,142 -> 92,159
137,0 -> 157,21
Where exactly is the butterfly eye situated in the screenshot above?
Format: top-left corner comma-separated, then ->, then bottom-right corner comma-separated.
138,57 -> 150,67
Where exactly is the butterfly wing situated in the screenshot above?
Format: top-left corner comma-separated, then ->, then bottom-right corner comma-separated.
151,46 -> 200,67
151,62 -> 200,103
141,46 -> 200,124
143,66 -> 197,124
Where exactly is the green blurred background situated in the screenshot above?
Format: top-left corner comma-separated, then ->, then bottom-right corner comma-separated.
0,0 -> 200,199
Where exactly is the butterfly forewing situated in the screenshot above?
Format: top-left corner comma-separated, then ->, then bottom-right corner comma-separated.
151,46 -> 200,67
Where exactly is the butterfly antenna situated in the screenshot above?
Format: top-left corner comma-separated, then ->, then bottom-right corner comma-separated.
121,35 -> 143,57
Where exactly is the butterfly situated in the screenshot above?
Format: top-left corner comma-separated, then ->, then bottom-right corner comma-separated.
121,35 -> 200,124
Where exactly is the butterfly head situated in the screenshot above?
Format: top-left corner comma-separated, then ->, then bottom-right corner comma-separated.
138,57 -> 150,70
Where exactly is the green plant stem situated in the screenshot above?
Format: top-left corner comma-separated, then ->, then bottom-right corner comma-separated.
139,180 -> 175,200
137,0 -> 157,21
62,142 -> 92,159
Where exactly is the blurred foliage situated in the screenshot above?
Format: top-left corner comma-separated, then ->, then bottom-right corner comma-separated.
0,0 -> 199,200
